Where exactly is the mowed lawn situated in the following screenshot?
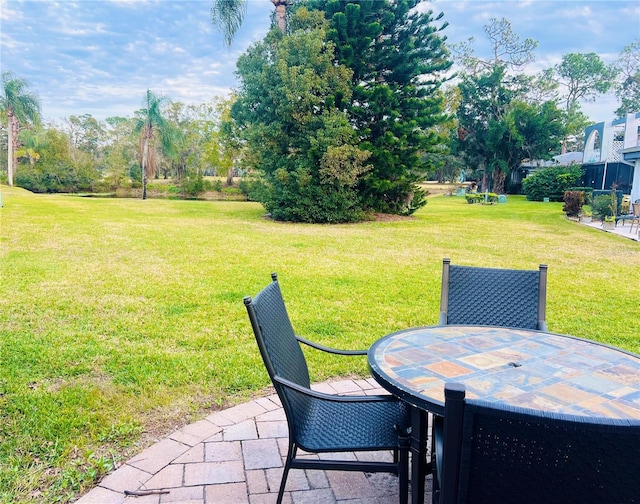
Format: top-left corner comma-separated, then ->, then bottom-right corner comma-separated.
1,185 -> 639,502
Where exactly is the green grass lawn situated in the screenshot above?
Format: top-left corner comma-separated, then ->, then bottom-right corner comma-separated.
1,186 -> 639,502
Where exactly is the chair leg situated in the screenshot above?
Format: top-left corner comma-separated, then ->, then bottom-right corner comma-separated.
277,441 -> 297,504
398,432 -> 410,504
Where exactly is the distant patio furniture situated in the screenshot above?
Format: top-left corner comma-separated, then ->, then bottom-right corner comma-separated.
244,273 -> 410,504
439,258 -> 548,331
437,382 -> 640,504
630,202 -> 640,234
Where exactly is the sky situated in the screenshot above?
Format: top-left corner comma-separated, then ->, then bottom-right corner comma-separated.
1,0 -> 639,124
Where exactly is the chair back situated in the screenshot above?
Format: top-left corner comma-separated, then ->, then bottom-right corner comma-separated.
439,258 -> 547,330
439,383 -> 640,504
244,273 -> 311,391
633,202 -> 640,216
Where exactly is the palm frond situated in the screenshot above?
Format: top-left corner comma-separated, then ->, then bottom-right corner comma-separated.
210,0 -> 247,47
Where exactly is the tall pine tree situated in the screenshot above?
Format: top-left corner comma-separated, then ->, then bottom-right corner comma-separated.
304,0 -> 452,214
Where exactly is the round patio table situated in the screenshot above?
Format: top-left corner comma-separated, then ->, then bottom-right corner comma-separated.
368,325 -> 640,504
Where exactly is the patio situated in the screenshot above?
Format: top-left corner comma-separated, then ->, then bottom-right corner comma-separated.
76,378 -> 433,504
579,218 -> 639,241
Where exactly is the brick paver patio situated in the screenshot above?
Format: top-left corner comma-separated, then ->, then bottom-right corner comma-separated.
76,378 -> 433,503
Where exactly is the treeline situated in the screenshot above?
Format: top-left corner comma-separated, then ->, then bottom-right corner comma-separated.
0,92 -> 239,196
2,0 -> 639,222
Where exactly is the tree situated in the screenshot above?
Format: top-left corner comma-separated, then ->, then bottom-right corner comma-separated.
456,66 -> 564,193
548,53 -> 617,152
451,17 -> 538,75
15,126 -> 100,193
103,116 -> 138,188
552,53 -> 618,112
16,126 -> 47,169
132,90 -> 175,199
456,65 -> 516,191
211,0 -> 290,46
211,95 -> 242,186
306,0 -> 452,214
614,39 -> 640,117
1,72 -> 41,186
450,18 -> 585,192
233,8 -> 370,222
64,114 -> 105,156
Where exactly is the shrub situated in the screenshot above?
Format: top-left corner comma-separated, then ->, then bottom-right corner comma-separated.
211,179 -> 223,192
592,192 -> 617,220
16,160 -> 98,193
562,191 -> 584,217
593,190 -> 623,214
238,177 -> 265,202
568,186 -> 593,205
522,166 -> 582,201
181,175 -> 205,197
465,192 -> 498,204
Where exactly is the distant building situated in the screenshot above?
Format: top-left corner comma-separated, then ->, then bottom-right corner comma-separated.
582,113 -> 640,203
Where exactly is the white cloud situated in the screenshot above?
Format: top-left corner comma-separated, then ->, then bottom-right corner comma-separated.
2,0 -> 636,122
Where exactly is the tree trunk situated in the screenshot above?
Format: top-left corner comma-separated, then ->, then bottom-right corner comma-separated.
142,136 -> 149,200
492,168 -> 506,194
271,0 -> 288,33
6,112 -> 17,186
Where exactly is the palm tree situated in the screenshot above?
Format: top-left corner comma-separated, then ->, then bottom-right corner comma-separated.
133,90 -> 175,199
211,0 -> 290,46
1,72 -> 41,186
16,127 -> 48,169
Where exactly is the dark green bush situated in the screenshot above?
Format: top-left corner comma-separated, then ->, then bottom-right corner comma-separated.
562,191 -> 584,217
238,178 -> 265,202
263,171 -> 366,223
16,161 -> 98,193
593,190 -> 623,214
522,166 -> 582,201
181,174 -> 205,197
592,192 -> 617,220
465,192 -> 498,204
211,179 -> 223,192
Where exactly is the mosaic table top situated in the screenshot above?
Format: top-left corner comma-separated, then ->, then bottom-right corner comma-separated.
368,325 -> 640,419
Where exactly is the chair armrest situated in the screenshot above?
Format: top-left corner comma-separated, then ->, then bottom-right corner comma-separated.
273,375 -> 398,403
296,335 -> 367,355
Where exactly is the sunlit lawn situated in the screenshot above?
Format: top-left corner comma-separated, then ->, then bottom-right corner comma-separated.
1,185 -> 639,502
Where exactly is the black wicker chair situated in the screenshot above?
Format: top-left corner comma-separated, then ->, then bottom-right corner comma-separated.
244,273 -> 410,504
439,258 -> 548,331
436,382 -> 640,504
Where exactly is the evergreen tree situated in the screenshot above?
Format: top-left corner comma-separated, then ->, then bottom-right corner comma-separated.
233,9 -> 371,223
304,0 -> 452,214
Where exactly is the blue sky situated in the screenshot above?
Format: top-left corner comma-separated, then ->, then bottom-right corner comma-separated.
1,0 -> 639,123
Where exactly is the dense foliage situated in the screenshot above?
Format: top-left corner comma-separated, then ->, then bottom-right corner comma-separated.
0,96 -> 236,194
592,191 -> 618,220
521,165 -> 582,202
233,10 -> 369,222
232,1 -> 452,221
455,66 -> 565,194
305,0 -> 452,215
614,39 -> 640,117
562,190 -> 585,218
14,128 -> 101,193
